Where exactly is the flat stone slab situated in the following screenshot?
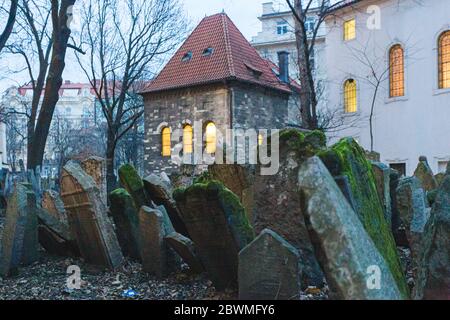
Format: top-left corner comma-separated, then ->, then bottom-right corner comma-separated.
81,157 -> 108,205
42,190 -> 68,224
119,164 -> 150,210
165,232 -> 204,274
239,229 -> 301,300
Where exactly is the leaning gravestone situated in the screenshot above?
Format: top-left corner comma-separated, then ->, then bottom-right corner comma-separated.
372,162 -> 392,227
143,174 -> 189,237
165,232 -> 204,274
119,164 -> 150,210
174,180 -> 255,289
413,156 -> 438,192
239,229 -> 301,300
81,157 -> 108,204
415,164 -> 450,300
60,161 -> 123,269
298,157 -> 404,300
0,183 -> 39,277
252,129 -> 325,288
109,188 -> 141,261
318,138 -> 409,298
42,190 -> 68,224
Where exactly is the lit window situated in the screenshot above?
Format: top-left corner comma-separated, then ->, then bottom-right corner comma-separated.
183,124 -> 193,154
438,31 -> 450,89
161,127 -> 171,157
344,79 -> 357,113
258,134 -> 264,146
205,122 -> 217,154
344,19 -> 356,41
389,45 -> 405,97
181,51 -> 192,62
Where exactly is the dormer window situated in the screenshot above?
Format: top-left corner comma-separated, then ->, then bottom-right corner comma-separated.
245,62 -> 263,79
181,51 -> 193,62
202,47 -> 214,56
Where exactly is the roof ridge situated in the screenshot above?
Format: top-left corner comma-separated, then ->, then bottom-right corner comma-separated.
222,14 -> 235,77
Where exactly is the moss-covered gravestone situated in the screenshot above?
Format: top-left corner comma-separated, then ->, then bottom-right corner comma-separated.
109,189 -> 141,261
118,164 -> 150,210
174,180 -> 254,290
318,138 -> 409,298
239,229 -> 301,300
0,183 -> 39,277
61,161 -> 123,269
413,156 -> 438,192
372,162 -> 392,227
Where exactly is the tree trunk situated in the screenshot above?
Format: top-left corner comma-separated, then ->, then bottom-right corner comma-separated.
0,0 -> 18,53
106,130 -> 117,195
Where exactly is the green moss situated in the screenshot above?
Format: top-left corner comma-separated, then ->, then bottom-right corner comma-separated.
427,189 -> 438,207
304,130 -> 327,150
118,164 -> 144,192
320,137 -> 410,299
193,171 -> 212,184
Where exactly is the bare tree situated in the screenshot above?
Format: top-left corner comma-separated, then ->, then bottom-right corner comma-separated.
76,0 -> 188,193
0,0 -> 18,53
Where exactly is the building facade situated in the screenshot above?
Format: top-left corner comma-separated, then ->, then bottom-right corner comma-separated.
324,0 -> 450,175
141,13 -> 300,175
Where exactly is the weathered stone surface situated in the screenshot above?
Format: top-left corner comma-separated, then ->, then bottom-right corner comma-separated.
414,157 -> 438,192
118,164 -> 150,210
390,169 -> 402,237
139,206 -> 175,277
334,175 -> 357,212
174,180 -> 254,289
396,177 -> 430,269
298,157 -> 404,300
81,157 -> 107,204
372,162 -> 392,227
253,130 -> 324,288
37,208 -> 80,257
239,229 -> 301,300
143,174 -> 189,237
165,232 -> 204,274
415,164 -> 450,300
60,161 -> 123,269
109,189 -> 141,261
0,183 -> 39,277
435,173 -> 445,186
42,190 -> 67,224
318,138 -> 409,298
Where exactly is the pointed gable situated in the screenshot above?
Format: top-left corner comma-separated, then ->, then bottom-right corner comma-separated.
143,13 -> 291,94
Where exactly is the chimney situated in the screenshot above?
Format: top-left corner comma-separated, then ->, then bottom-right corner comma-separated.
65,80 -> 71,85
262,2 -> 275,15
277,51 -> 290,84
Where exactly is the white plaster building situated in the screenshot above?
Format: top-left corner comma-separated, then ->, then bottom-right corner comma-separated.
324,0 -> 450,176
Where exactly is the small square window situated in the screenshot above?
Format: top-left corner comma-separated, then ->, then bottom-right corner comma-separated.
344,19 -> 356,41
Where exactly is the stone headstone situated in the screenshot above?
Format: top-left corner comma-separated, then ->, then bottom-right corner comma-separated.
0,183 -> 39,277
60,161 -> 123,269
118,164 -> 150,210
372,162 -> 392,227
252,130 -> 324,288
109,188 -> 141,261
42,190 -> 68,224
414,157 -> 438,192
298,157 -> 404,300
319,138 -> 408,298
390,169 -> 402,238
239,229 -> 301,300
81,157 -> 107,204
165,232 -> 204,274
143,174 -> 189,237
139,206 -> 175,277
334,175 -> 357,212
434,173 -> 445,186
415,164 -> 450,300
174,180 -> 255,290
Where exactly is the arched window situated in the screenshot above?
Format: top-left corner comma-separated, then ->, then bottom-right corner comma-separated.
183,124 -> 193,154
205,122 -> 217,154
438,31 -> 450,89
161,127 -> 171,157
344,79 -> 357,113
389,44 -> 405,97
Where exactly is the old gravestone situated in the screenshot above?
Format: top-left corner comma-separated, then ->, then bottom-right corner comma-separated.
372,162 -> 392,227
252,129 -> 325,288
239,229 -> 301,300
319,137 -> 409,298
42,190 -> 68,224
413,156 -> 438,192
165,232 -> 204,274
81,157 -> 108,204
118,164 -> 150,210
174,180 -> 255,290
143,174 -> 189,237
298,157 -> 404,300
60,161 -> 123,269
0,183 -> 39,277
415,163 -> 450,300
109,188 -> 141,261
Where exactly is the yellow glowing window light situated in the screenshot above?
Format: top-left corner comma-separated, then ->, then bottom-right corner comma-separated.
344,19 -> 356,41
183,124 -> 193,154
439,31 -> 450,89
161,127 -> 171,157
389,45 -> 405,97
258,133 -> 264,146
344,79 -> 357,113
205,122 -> 217,154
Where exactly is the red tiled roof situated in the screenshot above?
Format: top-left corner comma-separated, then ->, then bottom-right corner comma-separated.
142,13 -> 292,94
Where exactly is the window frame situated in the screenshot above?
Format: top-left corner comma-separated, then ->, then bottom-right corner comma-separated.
204,122 -> 217,154
438,30 -> 450,90
389,44 -> 405,98
161,127 -> 172,157
343,18 -> 356,41
183,124 -> 193,155
343,78 -> 358,114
